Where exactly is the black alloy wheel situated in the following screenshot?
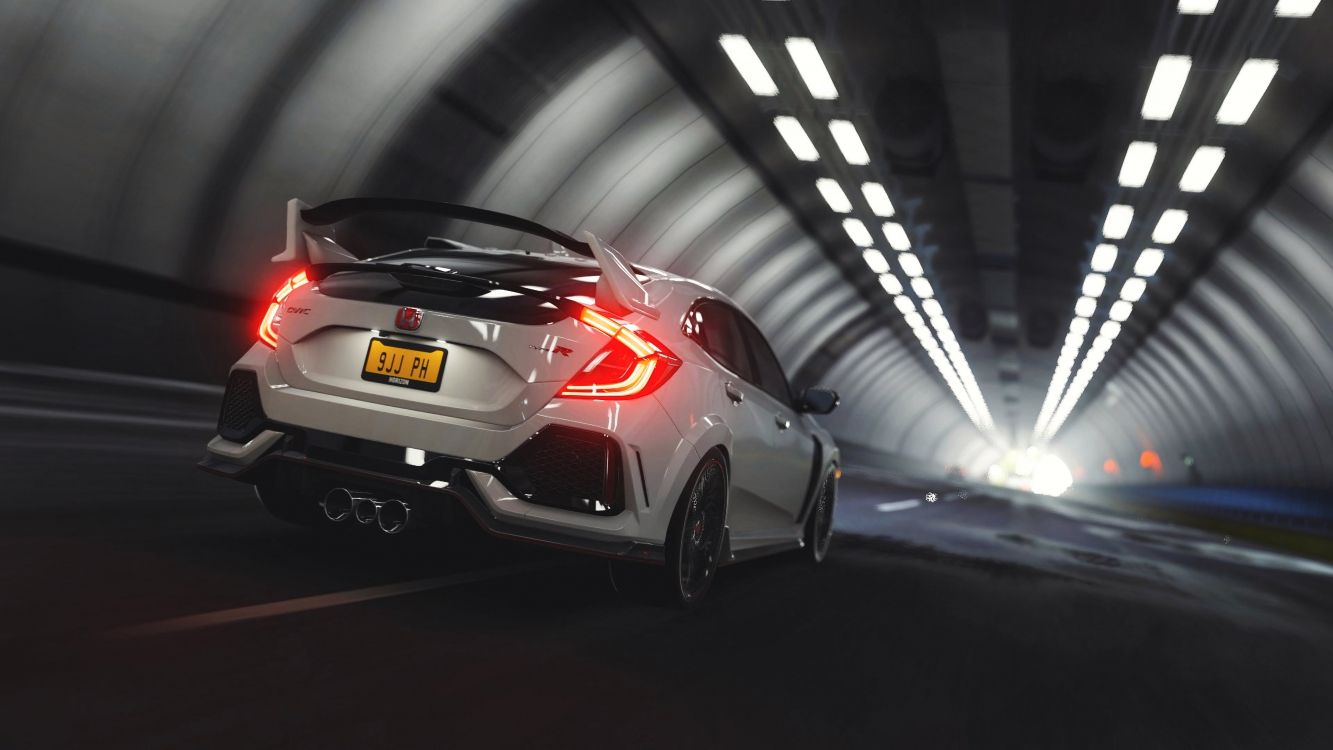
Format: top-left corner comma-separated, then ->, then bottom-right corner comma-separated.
805,468 -> 836,563
666,452 -> 729,607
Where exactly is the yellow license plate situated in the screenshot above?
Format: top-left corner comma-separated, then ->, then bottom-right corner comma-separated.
361,338 -> 446,392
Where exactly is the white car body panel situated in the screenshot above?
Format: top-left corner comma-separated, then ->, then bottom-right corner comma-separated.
204,237 -> 838,563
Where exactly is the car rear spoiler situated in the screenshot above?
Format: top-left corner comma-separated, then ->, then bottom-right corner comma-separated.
278,197 -> 658,319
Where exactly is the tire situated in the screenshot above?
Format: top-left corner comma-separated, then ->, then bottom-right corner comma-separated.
662,450 -> 730,608
254,478 -> 320,527
803,467 -> 836,564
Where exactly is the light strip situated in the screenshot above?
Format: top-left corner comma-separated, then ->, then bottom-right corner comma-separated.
1120,277 -> 1147,302
1275,0 -> 1321,18
898,252 -> 923,277
1091,244 -> 1118,273
1177,0 -> 1217,13
828,119 -> 870,165
882,222 -> 911,250
911,278 -> 934,298
1134,248 -> 1165,277
1118,141 -> 1157,187
842,218 -> 873,247
878,274 -> 903,295
1216,59 -> 1279,125
1103,204 -> 1134,240
815,178 -> 853,213
718,35 -> 778,96
1179,146 -> 1225,192
861,182 -> 896,217
1141,55 -> 1192,121
863,248 -> 890,274
1151,209 -> 1189,243
773,116 -> 819,161
784,37 -> 839,100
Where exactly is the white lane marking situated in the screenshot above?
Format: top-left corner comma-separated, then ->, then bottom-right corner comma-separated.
876,499 -> 921,512
112,561 -> 560,638
0,405 -> 214,430
0,361 -> 222,395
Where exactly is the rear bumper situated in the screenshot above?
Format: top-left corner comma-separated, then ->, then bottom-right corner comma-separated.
199,430 -> 665,563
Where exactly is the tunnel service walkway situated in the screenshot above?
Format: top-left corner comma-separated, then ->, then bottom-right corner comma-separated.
3,381 -> 1333,748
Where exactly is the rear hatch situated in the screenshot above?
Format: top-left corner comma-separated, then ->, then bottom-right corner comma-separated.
270,250 -> 610,427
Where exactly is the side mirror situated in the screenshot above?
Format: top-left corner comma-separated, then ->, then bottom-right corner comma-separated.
799,387 -> 840,415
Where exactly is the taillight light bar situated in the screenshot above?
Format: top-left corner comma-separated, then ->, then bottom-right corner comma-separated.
559,307 -> 680,399
257,269 -> 310,348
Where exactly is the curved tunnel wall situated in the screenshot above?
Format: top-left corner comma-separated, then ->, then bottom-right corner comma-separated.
1057,127 -> 1333,489
0,0 -> 994,477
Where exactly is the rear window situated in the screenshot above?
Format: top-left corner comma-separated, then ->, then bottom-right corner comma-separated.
317,250 -> 602,325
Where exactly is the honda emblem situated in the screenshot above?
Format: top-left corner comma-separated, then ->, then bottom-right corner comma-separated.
394,307 -> 423,331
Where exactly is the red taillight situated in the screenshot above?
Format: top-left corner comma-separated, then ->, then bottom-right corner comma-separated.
257,269 -> 310,348
558,307 -> 680,399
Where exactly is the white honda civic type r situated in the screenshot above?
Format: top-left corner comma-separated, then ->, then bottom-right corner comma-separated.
200,198 -> 841,606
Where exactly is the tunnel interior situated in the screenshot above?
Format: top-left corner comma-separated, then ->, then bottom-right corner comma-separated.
3,1 -> 1333,746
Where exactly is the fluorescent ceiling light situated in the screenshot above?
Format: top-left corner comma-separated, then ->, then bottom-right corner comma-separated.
1118,141 -> 1157,187
843,218 -> 873,247
785,37 -> 838,100
922,298 -> 943,317
1087,348 -> 1106,365
879,274 -> 903,295
932,315 -> 950,332
1134,248 -> 1165,277
882,222 -> 912,250
1066,331 -> 1085,348
828,120 -> 870,165
1152,209 -> 1189,243
1177,0 -> 1217,13
1074,296 -> 1097,317
1275,0 -> 1321,17
1091,336 -> 1112,353
937,328 -> 956,345
1103,204 -> 1134,240
1180,146 -> 1225,192
921,336 -> 939,351
1091,244 -> 1118,273
862,248 -> 890,274
911,277 -> 934,298
1120,277 -> 1147,302
894,295 -> 915,314
1083,273 -> 1106,297
898,252 -> 923,277
1070,317 -> 1090,335
944,339 -> 962,354
1100,321 -> 1122,339
1109,300 -> 1133,321
815,178 -> 853,213
861,183 -> 895,217
904,311 -> 925,329
773,116 -> 819,161
1216,59 -> 1279,125
719,35 -> 778,96
1142,55 -> 1192,121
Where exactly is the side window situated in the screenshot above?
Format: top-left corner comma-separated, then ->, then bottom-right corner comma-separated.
736,315 -> 793,406
684,301 -> 751,379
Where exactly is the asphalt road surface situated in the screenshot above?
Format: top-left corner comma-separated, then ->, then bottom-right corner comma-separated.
4,373 -> 1333,749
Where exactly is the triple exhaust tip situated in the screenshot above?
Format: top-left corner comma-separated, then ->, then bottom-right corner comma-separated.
321,488 -> 412,534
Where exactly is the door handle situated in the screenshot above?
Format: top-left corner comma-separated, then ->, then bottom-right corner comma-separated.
774,413 -> 790,430
724,381 -> 744,405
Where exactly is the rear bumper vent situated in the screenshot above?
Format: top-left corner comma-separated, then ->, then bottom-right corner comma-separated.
218,370 -> 266,442
500,426 -> 624,515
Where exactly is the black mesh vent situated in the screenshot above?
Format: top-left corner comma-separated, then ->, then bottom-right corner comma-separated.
501,426 -> 623,515
218,370 -> 266,442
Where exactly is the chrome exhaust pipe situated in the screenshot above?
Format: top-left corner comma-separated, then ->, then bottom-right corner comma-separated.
353,496 -> 382,525
321,488 -> 371,523
377,499 -> 412,535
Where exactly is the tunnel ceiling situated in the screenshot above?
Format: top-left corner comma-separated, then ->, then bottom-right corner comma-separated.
1,0 -> 1332,483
